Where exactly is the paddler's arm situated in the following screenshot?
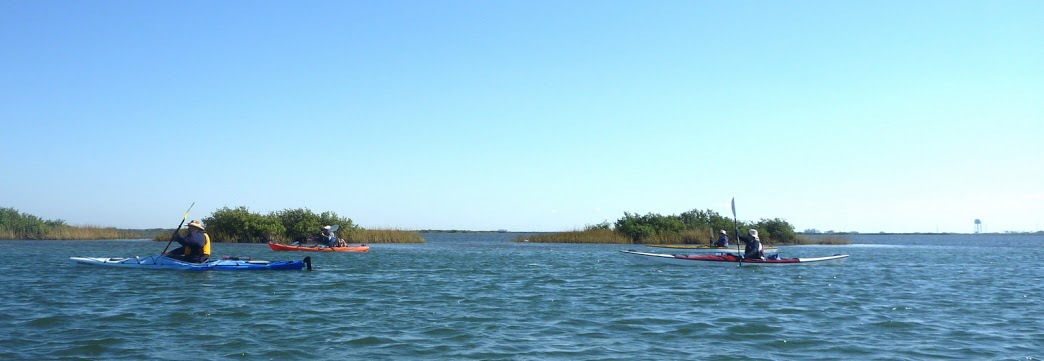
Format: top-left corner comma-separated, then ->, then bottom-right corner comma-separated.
182,232 -> 206,248
171,231 -> 186,245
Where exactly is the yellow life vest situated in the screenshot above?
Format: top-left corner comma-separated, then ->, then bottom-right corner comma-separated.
183,232 -> 212,256
201,233 -> 211,255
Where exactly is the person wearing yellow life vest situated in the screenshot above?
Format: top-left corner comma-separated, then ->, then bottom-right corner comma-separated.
163,219 -> 211,263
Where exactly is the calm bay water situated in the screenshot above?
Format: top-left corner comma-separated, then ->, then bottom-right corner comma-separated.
1,233 -> 1041,360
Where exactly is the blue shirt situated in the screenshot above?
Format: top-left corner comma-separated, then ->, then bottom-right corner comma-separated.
714,234 -> 729,247
177,230 -> 207,248
321,231 -> 337,246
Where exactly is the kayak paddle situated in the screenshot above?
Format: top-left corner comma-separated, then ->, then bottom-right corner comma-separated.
731,197 -> 742,266
323,225 -> 341,248
161,202 -> 195,255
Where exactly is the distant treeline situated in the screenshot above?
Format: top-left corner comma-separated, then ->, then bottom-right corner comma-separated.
1,206 -> 424,243
512,208 -> 839,245
0,207 -> 142,240
154,206 -> 424,244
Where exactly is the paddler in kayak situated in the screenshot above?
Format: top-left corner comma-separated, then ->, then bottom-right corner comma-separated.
311,225 -> 348,248
712,229 -> 729,247
289,225 -> 335,248
317,225 -> 339,249
739,229 -> 765,260
163,220 -> 211,263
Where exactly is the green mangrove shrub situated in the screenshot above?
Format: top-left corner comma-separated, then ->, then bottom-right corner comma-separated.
203,206 -> 286,243
0,207 -> 140,240
525,207 -> 801,245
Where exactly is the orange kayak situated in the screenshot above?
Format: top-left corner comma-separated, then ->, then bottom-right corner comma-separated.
267,242 -> 370,253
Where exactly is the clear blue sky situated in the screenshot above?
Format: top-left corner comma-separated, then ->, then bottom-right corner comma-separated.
2,1 -> 1041,233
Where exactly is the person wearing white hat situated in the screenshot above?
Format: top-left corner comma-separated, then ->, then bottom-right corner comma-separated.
740,228 -> 765,260
317,225 -> 338,249
713,229 -> 729,247
164,220 -> 211,263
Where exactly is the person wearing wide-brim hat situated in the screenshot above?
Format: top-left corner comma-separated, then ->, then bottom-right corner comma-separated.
739,229 -> 764,260
163,220 -> 211,263
713,229 -> 729,247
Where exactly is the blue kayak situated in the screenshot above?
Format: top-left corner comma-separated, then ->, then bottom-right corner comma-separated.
69,255 -> 312,271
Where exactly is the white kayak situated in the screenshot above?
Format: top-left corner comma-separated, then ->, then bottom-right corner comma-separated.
69,255 -> 311,271
621,250 -> 848,267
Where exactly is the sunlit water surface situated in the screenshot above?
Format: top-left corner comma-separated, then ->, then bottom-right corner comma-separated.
1,234 -> 1040,360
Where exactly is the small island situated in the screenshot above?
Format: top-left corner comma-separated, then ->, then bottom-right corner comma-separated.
512,209 -> 851,245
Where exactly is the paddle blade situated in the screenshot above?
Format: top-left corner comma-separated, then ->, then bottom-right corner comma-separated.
330,225 -> 340,232
731,197 -> 736,218
183,202 -> 196,221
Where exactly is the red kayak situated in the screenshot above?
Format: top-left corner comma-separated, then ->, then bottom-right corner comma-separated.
621,250 -> 848,266
268,242 -> 370,253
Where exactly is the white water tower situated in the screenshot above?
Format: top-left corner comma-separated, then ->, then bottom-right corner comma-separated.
974,219 -> 982,234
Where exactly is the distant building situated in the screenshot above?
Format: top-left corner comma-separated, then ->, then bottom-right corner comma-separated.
974,219 -> 982,234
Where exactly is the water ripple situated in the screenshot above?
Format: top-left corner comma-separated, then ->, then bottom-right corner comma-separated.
1,237 -> 1042,359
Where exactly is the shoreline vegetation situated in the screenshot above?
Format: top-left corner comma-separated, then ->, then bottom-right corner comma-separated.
3,207 -> 1041,243
513,230 -> 857,245
1,207 -> 423,243
152,227 -> 425,244
510,209 -> 848,245
161,206 -> 425,244
0,207 -> 144,240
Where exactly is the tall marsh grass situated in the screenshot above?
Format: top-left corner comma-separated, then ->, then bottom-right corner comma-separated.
0,225 -> 141,240
346,228 -> 425,243
791,234 -> 852,245
512,229 -> 632,244
643,229 -> 717,245
47,226 -> 139,240
0,207 -> 142,240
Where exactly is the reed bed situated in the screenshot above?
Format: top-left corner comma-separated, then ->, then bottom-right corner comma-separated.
642,229 -> 717,245
46,226 -> 137,240
789,234 -> 852,245
512,229 -> 632,244
346,228 -> 425,243
0,226 -> 141,240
